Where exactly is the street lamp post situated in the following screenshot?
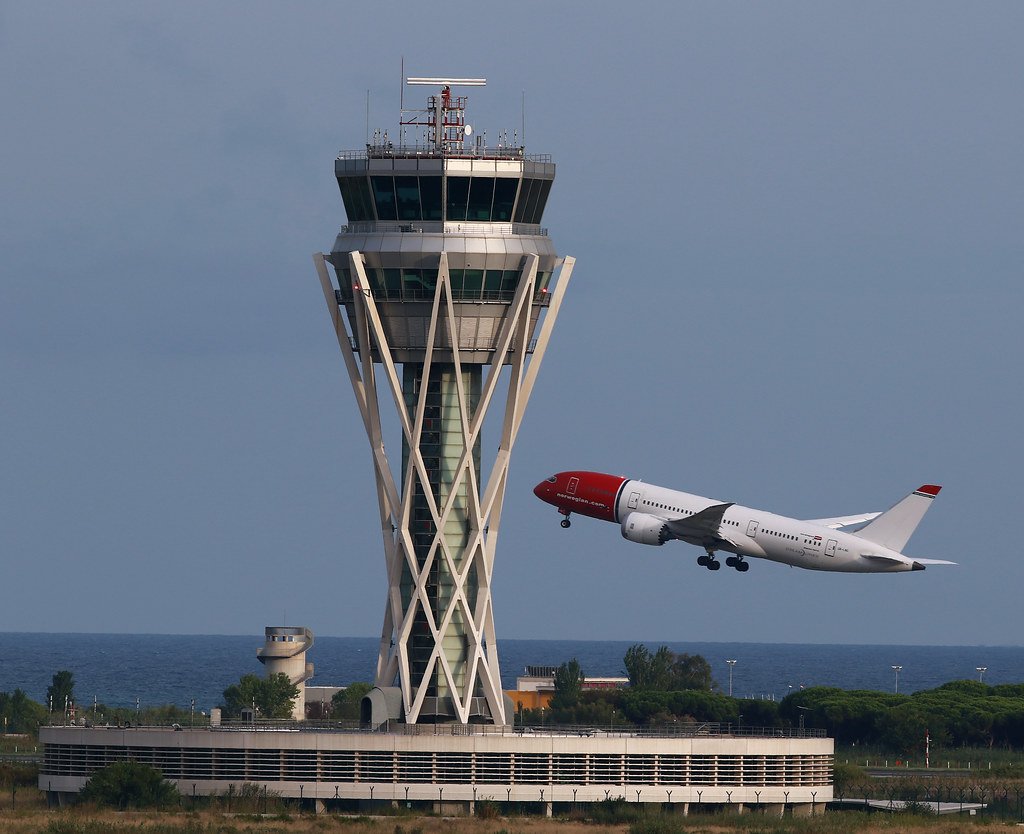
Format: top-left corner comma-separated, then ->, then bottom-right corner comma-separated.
976,666 -> 987,683
891,665 -> 902,694
726,660 -> 737,697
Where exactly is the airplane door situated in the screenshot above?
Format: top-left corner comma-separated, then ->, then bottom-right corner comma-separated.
567,477 -> 579,495
628,492 -> 640,510
746,520 -> 759,537
825,539 -> 838,557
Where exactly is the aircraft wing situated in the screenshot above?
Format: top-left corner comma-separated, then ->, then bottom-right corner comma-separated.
806,512 -> 882,529
665,502 -> 735,545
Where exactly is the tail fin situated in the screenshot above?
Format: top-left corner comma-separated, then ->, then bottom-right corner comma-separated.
856,485 -> 941,551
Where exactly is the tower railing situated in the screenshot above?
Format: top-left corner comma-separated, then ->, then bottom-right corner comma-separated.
339,221 -> 548,237
337,148 -> 552,163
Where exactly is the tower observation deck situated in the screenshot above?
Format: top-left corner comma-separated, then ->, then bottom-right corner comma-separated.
314,78 -> 574,725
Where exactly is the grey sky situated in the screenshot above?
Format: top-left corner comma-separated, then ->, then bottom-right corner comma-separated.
2,2 -> 1021,646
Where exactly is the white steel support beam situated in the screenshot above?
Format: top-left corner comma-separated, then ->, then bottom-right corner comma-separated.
314,250 -> 573,725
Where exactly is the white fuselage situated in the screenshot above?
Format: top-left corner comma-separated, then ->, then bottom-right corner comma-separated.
616,481 -> 915,573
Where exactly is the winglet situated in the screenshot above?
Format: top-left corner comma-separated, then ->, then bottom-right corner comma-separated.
916,485 -> 942,497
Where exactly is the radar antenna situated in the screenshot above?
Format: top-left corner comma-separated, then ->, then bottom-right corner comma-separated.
402,77 -> 486,154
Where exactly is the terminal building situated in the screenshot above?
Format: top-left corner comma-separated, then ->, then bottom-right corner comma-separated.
39,76 -> 833,815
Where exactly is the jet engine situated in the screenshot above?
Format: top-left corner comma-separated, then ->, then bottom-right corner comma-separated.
620,512 -> 672,546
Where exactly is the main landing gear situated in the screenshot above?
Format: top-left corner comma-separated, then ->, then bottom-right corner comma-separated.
698,549 -> 751,572
726,555 -> 750,573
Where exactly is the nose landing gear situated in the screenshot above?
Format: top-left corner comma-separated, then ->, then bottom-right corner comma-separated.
559,511 -> 572,528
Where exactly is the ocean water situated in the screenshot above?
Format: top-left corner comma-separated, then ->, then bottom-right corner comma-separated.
1,632 -> 1021,712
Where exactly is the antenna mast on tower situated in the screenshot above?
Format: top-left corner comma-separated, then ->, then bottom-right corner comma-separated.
402,77 -> 486,153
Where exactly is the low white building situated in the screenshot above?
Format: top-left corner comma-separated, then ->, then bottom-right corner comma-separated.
40,722 -> 832,816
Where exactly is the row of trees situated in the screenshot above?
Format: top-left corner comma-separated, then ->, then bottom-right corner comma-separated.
784,680 -> 1024,752
2,669 -> 305,729
541,647 -> 1024,753
623,644 -> 715,691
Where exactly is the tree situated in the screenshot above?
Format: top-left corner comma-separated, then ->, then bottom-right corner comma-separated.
624,644 -> 657,689
262,673 -> 301,719
221,673 -> 299,720
624,645 -> 714,692
331,682 -> 373,720
80,760 -> 178,809
670,653 -> 714,691
0,689 -> 47,734
47,670 -> 75,713
551,659 -> 584,710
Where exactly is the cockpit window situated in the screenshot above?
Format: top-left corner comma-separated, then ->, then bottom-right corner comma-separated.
547,476 -> 557,483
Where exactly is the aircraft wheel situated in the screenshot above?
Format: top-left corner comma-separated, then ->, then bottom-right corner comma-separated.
560,518 -> 571,528
697,554 -> 709,567
738,561 -> 750,572
725,556 -> 737,568
708,560 -> 721,571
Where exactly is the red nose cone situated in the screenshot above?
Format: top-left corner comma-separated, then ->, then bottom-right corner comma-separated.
533,481 -> 549,500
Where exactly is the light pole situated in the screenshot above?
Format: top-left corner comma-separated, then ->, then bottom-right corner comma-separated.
726,660 -> 737,697
891,665 -> 902,694
976,666 -> 987,683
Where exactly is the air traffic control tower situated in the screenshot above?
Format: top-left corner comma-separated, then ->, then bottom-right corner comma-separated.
314,78 -> 574,725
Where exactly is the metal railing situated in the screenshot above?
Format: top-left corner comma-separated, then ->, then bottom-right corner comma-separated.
338,148 -> 552,163
338,221 -> 548,237
336,287 -> 551,306
44,719 -> 825,739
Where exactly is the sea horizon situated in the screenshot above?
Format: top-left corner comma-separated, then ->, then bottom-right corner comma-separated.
2,629 -> 1020,648
3,632 -> 1022,712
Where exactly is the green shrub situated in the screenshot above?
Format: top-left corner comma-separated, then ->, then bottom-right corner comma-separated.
79,760 -> 178,809
629,817 -> 686,834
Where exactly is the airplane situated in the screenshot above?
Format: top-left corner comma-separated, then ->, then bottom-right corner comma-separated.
533,471 -> 955,573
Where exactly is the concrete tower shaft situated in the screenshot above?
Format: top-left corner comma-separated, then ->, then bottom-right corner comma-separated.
315,80 -> 573,725
257,626 -> 314,721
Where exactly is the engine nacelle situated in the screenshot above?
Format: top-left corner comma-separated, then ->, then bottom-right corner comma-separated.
621,512 -> 671,546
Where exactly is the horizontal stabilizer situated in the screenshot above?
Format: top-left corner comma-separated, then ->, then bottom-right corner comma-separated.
807,512 -> 882,529
860,552 -> 910,566
861,552 -> 956,571
856,485 -> 941,551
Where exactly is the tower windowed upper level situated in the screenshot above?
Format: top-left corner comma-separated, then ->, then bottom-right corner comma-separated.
337,170 -> 552,225
336,80 -> 553,227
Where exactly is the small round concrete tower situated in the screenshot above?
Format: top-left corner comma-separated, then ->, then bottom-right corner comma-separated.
256,626 -> 314,720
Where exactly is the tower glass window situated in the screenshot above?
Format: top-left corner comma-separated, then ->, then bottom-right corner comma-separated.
466,177 -> 495,221
446,177 -> 471,221
492,178 -> 518,221
371,176 -> 398,221
420,176 -> 443,220
529,179 -> 553,223
523,178 -> 553,224
395,176 -> 421,221
513,178 -> 535,223
337,176 -> 374,222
